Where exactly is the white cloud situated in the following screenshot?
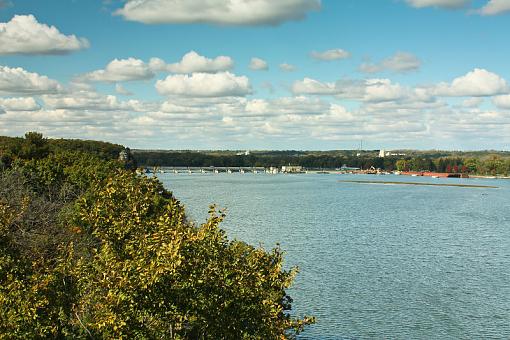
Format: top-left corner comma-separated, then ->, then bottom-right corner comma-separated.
492,95 -> 510,109
362,98 -> 445,114
249,57 -> 268,70
310,48 -> 350,61
292,78 -> 337,95
0,15 -> 89,55
292,77 -> 413,102
155,72 -> 252,97
42,92 -> 119,111
293,76 -> 438,106
150,51 -> 233,73
81,58 -> 154,82
245,96 -> 329,116
0,65 -> 62,95
115,0 -> 321,26
434,68 -> 509,97
332,79 -> 369,99
479,0 -> 510,15
363,79 -> 409,102
461,97 -> 484,108
41,88 -> 154,112
0,97 -> 40,111
359,52 -> 421,74
405,0 -> 470,9
279,63 -> 296,72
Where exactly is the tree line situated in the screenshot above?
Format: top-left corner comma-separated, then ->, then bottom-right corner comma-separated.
132,150 -> 510,175
132,150 -> 393,169
395,156 -> 510,175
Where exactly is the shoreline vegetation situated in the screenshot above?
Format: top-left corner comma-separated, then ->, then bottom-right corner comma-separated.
0,133 -> 314,338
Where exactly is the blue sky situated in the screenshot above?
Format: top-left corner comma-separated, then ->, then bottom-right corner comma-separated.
1,0 -> 510,150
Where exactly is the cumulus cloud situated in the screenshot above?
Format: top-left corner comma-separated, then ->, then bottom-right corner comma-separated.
363,79 -> 409,102
405,0 -> 470,9
245,96 -> 330,117
292,78 -> 338,95
115,0 -> 321,26
0,97 -> 40,111
433,68 -> 509,97
479,0 -> 510,15
155,72 -> 252,97
0,15 -> 89,55
359,52 -> 421,74
461,97 -> 483,108
279,63 -> 296,72
150,51 -> 233,73
492,95 -> 510,109
406,0 -> 510,15
0,65 -> 62,95
42,92 -> 136,111
3,84 -> 509,149
81,58 -> 154,82
310,48 -> 350,61
249,57 -> 268,71
293,78 -> 367,99
293,76 -> 436,104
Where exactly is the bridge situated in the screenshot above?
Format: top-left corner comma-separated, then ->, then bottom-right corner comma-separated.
146,166 -> 267,174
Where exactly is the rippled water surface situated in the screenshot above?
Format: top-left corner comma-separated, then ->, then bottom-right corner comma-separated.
160,173 -> 510,339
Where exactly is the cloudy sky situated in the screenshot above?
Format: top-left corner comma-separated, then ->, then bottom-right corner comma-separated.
1,0 -> 510,150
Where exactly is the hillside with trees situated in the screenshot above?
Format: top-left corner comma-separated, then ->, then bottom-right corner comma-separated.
0,133 -> 313,338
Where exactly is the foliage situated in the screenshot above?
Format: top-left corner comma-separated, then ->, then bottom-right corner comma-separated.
0,133 -> 313,338
0,133 -> 124,165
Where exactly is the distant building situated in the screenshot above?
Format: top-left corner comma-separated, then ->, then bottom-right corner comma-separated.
236,150 -> 250,156
281,165 -> 303,173
379,149 -> 406,158
267,166 -> 279,174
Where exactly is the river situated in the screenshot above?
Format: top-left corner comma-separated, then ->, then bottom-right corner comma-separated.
160,173 -> 510,339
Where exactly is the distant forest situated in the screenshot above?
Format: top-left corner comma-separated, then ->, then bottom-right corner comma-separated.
132,149 -> 510,175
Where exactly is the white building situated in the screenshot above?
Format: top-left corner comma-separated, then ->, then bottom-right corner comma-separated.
379,149 -> 406,158
281,165 -> 303,173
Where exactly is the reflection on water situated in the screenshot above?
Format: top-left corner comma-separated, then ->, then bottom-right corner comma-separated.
160,173 -> 510,339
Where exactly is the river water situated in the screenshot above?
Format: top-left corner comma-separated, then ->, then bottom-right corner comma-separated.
160,173 -> 510,339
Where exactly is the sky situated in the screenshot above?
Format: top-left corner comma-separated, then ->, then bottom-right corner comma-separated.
1,0 -> 510,150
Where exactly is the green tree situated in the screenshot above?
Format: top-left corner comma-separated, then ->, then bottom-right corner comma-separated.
396,159 -> 408,171
19,132 -> 49,160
